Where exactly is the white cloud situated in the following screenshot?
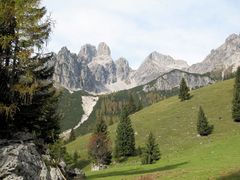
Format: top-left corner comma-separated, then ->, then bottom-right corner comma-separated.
42,0 -> 240,69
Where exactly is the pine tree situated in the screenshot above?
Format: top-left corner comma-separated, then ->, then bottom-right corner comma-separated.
0,0 -> 60,142
179,78 -> 190,101
88,118 -> 112,165
197,106 -> 213,136
0,0 -> 18,137
141,132 -> 160,164
232,67 -> 240,122
115,107 -> 135,157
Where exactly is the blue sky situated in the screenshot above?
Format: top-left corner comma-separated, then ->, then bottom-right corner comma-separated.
42,0 -> 240,69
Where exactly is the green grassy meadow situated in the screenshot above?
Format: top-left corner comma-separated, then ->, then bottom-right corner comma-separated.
66,79 -> 240,179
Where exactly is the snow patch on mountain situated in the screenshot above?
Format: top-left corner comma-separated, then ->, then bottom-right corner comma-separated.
60,96 -> 98,140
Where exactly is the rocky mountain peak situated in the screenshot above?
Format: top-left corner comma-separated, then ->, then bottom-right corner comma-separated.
115,57 -> 129,67
57,47 -> 77,64
188,33 -> 240,75
78,44 -> 97,64
54,32 -> 240,94
59,46 -> 70,55
132,51 -> 189,85
225,33 -> 239,42
146,51 -> 189,68
97,42 -> 111,56
147,51 -> 175,62
148,51 -> 160,59
115,57 -> 132,81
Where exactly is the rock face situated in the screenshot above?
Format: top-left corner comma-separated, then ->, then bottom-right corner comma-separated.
53,42 -> 135,93
143,69 -> 214,92
115,57 -> 132,82
188,33 -> 240,75
97,42 -> 111,56
0,133 -> 85,180
0,138 -> 65,180
132,51 -> 189,85
53,46 -> 97,92
53,43 -> 189,93
78,44 -> 97,64
53,34 -> 240,93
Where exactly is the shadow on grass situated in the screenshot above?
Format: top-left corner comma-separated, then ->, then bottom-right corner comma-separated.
216,171 -> 240,180
87,161 -> 188,179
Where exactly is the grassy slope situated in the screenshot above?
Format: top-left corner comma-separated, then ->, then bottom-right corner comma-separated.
66,79 -> 240,179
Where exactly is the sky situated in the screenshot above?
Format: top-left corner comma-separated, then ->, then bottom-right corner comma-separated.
42,0 -> 240,69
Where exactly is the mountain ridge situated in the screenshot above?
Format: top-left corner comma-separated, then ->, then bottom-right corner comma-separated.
53,33 -> 240,94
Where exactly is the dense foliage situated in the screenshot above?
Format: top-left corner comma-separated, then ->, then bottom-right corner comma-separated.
197,106 -> 213,136
88,119 -> 112,165
115,107 -> 135,158
232,67 -> 240,122
141,132 -> 160,164
0,0 -> 60,143
49,140 -> 81,168
179,78 -> 190,101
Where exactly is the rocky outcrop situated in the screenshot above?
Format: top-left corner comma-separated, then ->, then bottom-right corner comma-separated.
0,138 -> 64,179
0,133 -> 85,180
188,33 -> 240,75
132,51 -> 189,85
143,69 -> 214,92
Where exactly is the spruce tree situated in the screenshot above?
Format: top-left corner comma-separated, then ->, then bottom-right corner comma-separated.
88,118 -> 112,165
142,132 -> 160,164
115,107 -> 135,157
197,106 -> 213,136
0,0 -> 60,142
232,67 -> 240,122
179,78 -> 190,101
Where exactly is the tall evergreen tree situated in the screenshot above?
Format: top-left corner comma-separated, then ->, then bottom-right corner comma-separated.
0,0 -> 60,142
179,78 -> 190,101
232,67 -> 240,122
88,119 -> 112,165
115,107 -> 135,157
0,0 -> 17,136
197,106 -> 213,136
142,132 -> 160,164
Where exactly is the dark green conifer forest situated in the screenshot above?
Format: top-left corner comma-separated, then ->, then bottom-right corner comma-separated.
0,0 -> 60,143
